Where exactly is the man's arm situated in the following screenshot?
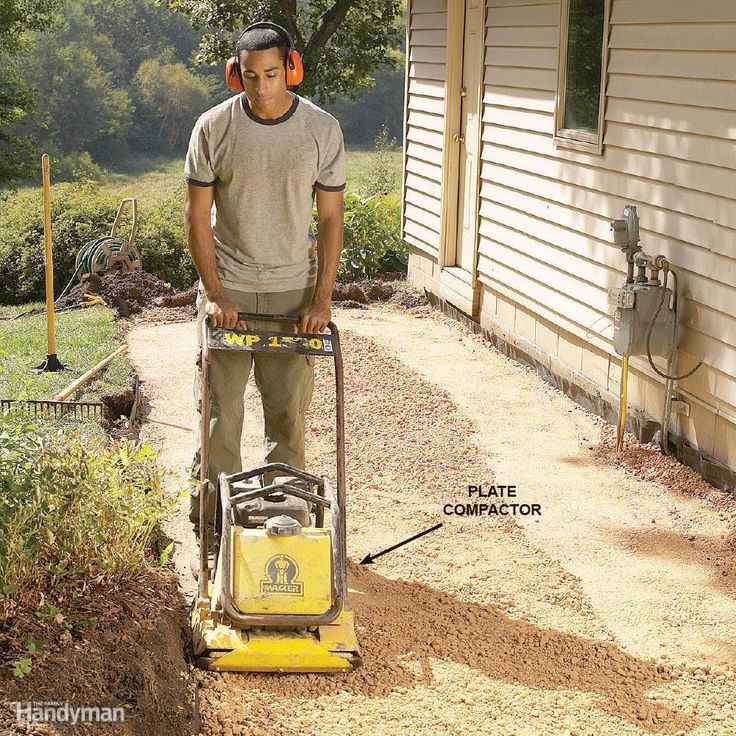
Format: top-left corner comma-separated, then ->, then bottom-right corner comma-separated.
300,187 -> 344,333
185,183 -> 244,329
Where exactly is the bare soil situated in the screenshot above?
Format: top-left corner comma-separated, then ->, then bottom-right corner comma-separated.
0,575 -> 193,735
57,271 -> 175,317
128,302 -> 736,736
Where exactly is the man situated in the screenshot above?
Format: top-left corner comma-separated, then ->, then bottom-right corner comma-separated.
184,21 -> 346,535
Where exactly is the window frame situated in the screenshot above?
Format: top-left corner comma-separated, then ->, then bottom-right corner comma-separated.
554,0 -> 611,154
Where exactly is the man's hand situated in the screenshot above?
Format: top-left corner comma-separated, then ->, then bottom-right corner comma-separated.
205,295 -> 247,330
299,299 -> 331,334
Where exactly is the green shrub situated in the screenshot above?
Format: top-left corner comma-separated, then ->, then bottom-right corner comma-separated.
0,181 -> 194,303
54,152 -> 104,184
332,193 -> 407,281
0,178 -> 404,304
0,182 -> 120,304
134,185 -> 196,289
0,414 -> 169,624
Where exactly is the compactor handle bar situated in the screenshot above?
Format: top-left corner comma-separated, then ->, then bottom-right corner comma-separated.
200,311 -> 346,509
236,312 -> 300,324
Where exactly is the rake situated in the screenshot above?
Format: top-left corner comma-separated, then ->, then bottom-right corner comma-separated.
0,399 -> 102,420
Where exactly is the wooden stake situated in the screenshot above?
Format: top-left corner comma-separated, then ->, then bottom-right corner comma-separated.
42,154 -> 56,355
34,154 -> 66,372
53,346 -> 128,401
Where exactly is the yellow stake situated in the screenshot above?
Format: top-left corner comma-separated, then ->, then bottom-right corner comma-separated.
616,355 -> 629,453
41,154 -> 56,355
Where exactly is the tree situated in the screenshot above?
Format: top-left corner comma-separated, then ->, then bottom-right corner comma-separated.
0,0 -> 61,185
135,58 -> 214,150
323,57 -> 404,146
23,41 -> 133,162
84,0 -> 201,84
0,0 -> 61,54
165,0 -> 404,104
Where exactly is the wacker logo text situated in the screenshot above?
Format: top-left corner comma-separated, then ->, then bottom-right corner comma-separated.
261,554 -> 304,596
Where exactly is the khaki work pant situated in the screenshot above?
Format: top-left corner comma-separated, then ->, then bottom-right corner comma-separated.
190,283 -> 316,526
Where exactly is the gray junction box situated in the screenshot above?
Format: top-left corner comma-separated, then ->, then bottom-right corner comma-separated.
609,283 -> 676,358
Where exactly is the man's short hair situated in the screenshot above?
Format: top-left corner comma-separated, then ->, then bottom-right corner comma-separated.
237,27 -> 288,64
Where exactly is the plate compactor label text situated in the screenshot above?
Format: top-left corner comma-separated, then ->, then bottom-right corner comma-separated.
210,328 -> 335,356
443,485 -> 542,517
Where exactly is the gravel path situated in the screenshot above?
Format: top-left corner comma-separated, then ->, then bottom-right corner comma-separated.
128,304 -> 736,736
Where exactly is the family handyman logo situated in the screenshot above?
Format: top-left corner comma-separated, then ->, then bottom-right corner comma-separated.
15,701 -> 126,724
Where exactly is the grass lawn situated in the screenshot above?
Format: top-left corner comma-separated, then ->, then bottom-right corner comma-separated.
344,148 -> 402,196
0,305 -> 132,403
92,148 -> 402,203
99,156 -> 184,205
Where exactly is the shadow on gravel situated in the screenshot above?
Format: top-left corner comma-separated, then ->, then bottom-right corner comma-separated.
614,526 -> 736,603
211,563 -> 696,734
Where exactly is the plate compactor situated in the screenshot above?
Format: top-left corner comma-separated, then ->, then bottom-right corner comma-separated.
191,312 -> 361,673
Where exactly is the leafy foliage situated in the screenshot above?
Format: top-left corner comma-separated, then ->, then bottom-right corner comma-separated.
0,67 -> 40,184
0,0 -> 61,54
337,193 -> 405,280
135,59 -> 215,149
134,184 -> 198,288
0,415 -> 169,626
322,61 -> 404,146
3,0 -> 220,182
23,42 -> 134,162
165,0 -> 404,104
0,181 -> 121,304
0,180 -> 200,302
0,0 -> 61,185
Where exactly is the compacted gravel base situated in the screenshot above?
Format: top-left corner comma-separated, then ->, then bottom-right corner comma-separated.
129,303 -> 736,736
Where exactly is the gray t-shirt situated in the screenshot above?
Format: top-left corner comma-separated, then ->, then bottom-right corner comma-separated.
184,92 -> 346,292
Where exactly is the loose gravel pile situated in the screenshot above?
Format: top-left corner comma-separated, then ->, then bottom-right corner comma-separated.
128,305 -> 736,736
194,321 -> 735,736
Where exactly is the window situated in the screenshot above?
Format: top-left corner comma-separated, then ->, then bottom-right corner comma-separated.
555,0 -> 609,151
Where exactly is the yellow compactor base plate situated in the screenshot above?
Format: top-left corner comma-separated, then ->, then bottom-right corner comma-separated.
191,603 -> 360,673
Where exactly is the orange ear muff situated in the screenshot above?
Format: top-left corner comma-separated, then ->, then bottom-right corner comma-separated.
225,57 -> 244,93
285,48 -> 304,86
225,47 -> 304,93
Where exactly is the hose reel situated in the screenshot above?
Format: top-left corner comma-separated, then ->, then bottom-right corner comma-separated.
76,198 -> 142,278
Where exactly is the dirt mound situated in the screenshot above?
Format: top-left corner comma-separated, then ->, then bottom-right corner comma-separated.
331,279 -> 427,309
388,286 -> 428,309
57,271 -> 175,317
0,573 -> 193,735
154,284 -> 198,308
333,280 -> 394,303
332,279 -> 404,305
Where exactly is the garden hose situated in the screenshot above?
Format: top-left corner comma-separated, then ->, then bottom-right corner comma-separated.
56,236 -> 128,302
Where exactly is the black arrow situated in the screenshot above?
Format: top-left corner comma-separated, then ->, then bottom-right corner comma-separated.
359,523 -> 443,565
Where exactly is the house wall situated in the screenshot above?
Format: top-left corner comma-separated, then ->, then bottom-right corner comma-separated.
403,0 -> 447,261
403,0 -> 736,472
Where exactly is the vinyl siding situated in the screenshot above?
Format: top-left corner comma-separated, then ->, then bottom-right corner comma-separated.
402,0 -> 447,258
477,0 -> 736,422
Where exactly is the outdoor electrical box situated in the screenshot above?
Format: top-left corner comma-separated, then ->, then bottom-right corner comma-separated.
609,283 -> 676,358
